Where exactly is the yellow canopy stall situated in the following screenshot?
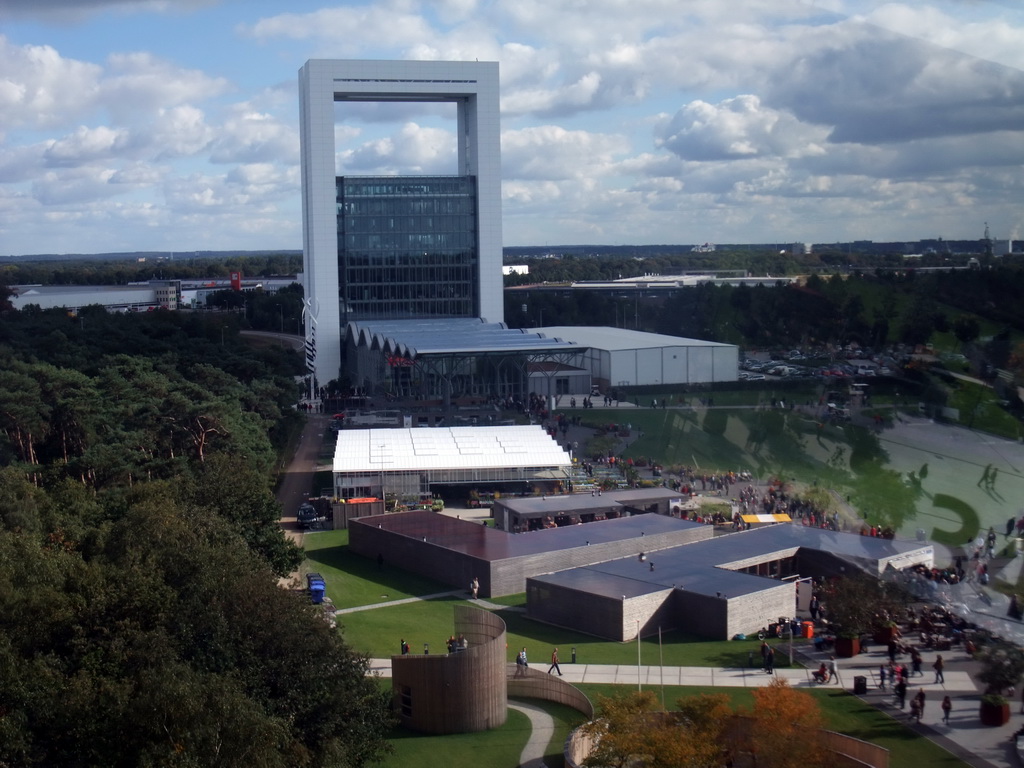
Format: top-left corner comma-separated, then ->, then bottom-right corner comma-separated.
740,514 -> 792,524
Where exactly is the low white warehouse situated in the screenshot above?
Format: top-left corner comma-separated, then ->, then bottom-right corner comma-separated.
536,326 -> 738,389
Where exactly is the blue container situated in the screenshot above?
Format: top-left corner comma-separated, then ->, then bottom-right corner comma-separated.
310,583 -> 325,604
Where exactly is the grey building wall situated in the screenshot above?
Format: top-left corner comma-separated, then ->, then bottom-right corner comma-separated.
673,590 -> 731,639
528,578 -> 795,642
622,588 -> 678,640
350,521 -> 493,596
349,516 -> 710,598
721,582 -> 794,639
527,581 -> 625,640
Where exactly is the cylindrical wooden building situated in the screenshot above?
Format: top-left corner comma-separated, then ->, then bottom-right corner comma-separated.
391,605 -> 507,734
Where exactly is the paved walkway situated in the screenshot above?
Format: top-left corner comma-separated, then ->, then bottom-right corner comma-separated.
366,657 -> 976,692
334,590 -> 463,615
508,702 -> 555,768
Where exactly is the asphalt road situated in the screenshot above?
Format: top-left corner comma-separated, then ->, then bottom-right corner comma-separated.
275,411 -> 330,584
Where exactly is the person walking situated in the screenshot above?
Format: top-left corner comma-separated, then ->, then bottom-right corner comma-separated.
547,647 -> 563,676
895,679 -> 908,709
765,646 -> 775,675
878,664 -> 887,691
941,695 -> 952,724
911,649 -> 923,677
915,689 -> 926,719
470,576 -> 479,599
515,647 -> 528,678
827,655 -> 838,684
933,655 -> 945,684
400,638 -> 409,655
910,697 -> 922,722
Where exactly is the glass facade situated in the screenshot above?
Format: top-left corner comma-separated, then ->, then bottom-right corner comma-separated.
337,176 -> 479,321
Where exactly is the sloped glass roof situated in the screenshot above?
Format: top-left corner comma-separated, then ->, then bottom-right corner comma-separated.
345,318 -> 580,357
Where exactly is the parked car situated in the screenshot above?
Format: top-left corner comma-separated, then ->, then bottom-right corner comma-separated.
297,502 -> 319,530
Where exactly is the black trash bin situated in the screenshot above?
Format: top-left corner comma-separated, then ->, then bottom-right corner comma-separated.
853,675 -> 867,695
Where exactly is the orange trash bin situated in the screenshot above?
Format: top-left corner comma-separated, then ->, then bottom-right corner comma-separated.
802,621 -> 814,639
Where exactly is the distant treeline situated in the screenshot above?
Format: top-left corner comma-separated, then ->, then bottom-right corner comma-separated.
0,242 -> 1003,288
502,248 -> 1002,286
0,252 -> 303,286
507,264 -> 1024,360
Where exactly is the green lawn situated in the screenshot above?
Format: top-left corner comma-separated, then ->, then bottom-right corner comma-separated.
335,582 -> 803,669
303,530 -> 453,608
366,681 -> 969,768
947,379 -> 1022,439
375,707 -> 531,768
372,696 -> 585,768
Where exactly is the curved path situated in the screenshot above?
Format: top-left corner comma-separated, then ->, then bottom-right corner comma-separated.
508,701 -> 556,768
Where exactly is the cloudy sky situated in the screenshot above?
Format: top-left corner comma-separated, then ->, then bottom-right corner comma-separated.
1,0 -> 1022,256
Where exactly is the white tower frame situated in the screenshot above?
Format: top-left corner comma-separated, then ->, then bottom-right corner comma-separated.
298,59 -> 503,386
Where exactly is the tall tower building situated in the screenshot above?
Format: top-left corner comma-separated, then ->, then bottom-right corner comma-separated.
298,59 -> 503,386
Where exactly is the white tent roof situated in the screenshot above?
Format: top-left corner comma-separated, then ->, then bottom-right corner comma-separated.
333,424 -> 572,473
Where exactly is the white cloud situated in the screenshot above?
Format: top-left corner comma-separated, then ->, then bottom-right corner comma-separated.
656,95 -> 829,161
43,125 -> 130,165
245,6 -> 437,56
502,125 -> 626,180
147,105 -> 215,159
339,122 -> 457,174
0,36 -> 103,129
208,107 -> 296,165
862,2 -> 1024,70
32,165 -> 120,205
763,19 -> 1024,145
99,52 -> 230,123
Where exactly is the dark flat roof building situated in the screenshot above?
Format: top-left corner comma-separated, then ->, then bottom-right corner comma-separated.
348,504 -> 933,642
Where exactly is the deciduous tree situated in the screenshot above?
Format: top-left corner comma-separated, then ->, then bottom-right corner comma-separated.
746,678 -> 828,768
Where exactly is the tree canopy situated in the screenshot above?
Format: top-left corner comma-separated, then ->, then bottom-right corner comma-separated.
582,681 -> 828,768
0,306 -> 394,767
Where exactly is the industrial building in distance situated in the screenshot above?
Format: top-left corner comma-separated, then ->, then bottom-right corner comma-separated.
8,273 -> 296,313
